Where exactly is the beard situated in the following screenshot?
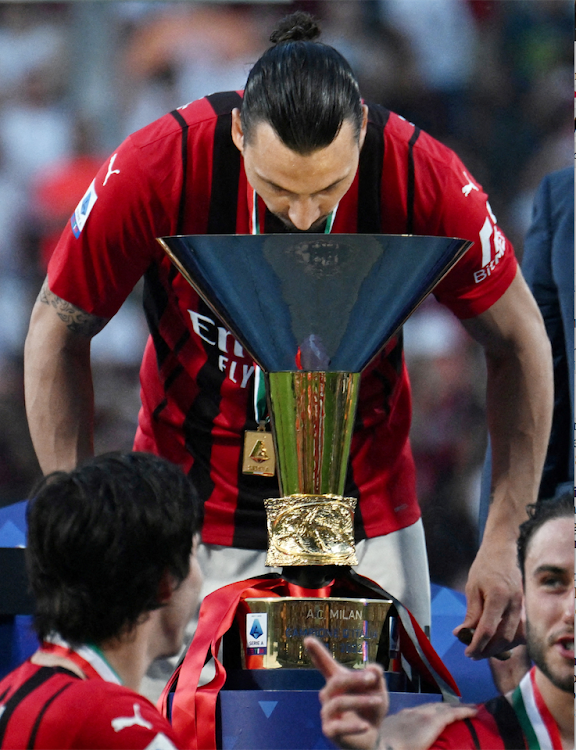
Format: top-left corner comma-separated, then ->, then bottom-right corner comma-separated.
526,620 -> 574,693
268,211 -> 328,234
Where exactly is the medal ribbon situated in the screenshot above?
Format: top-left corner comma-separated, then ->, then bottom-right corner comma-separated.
253,365 -> 267,425
41,635 -> 122,684
511,667 -> 562,750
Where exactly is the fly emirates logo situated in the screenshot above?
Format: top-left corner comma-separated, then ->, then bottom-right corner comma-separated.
188,310 -> 255,387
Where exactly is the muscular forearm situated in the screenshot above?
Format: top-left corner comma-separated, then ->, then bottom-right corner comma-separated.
458,269 -> 553,656
464,270 -> 553,539
25,332 -> 94,473
24,281 -> 107,474
483,330 -> 552,539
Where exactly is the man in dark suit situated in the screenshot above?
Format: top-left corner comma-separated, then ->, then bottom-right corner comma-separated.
481,166 -> 573,521
520,166 -> 573,500
478,165 -> 574,692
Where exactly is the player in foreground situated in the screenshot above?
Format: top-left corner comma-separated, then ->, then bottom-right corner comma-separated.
0,452 -> 202,749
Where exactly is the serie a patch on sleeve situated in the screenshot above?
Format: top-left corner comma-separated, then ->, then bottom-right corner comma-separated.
71,179 -> 98,238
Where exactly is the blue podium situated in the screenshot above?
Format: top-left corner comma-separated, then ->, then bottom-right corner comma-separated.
208,584 -> 497,749
216,669 -> 442,750
0,500 -> 37,679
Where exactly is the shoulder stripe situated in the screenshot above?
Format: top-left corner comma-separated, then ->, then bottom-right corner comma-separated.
463,717 -> 481,750
358,104 -> 390,233
27,682 -> 74,749
0,667 -> 77,745
484,695 -> 527,749
406,126 -> 421,234
206,93 -> 242,234
205,91 -> 243,117
169,109 -> 189,235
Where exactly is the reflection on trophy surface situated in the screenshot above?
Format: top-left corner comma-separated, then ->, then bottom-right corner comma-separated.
264,368 -> 360,567
158,233 -> 472,671
264,496 -> 357,564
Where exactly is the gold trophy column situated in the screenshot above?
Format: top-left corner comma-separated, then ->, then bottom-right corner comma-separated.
264,371 -> 360,567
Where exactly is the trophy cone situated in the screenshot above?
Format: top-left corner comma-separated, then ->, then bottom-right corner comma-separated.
158,233 -> 471,373
158,234 -> 472,572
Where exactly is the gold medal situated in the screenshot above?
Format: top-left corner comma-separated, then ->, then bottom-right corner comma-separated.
242,422 -> 276,476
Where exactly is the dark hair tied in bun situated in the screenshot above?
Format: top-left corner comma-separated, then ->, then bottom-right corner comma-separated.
269,11 -> 320,45
241,10 -> 363,154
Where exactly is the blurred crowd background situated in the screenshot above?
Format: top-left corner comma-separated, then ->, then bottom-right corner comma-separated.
0,0 -> 572,590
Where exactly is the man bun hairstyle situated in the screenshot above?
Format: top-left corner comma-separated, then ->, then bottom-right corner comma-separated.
241,11 -> 363,154
26,452 -> 201,646
269,11 -> 320,44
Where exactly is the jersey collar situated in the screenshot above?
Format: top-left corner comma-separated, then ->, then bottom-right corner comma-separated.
43,634 -> 122,685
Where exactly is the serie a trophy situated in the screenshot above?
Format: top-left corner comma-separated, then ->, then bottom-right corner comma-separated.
158,233 -> 471,749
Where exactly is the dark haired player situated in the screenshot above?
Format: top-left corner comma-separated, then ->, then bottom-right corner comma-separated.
25,12 -> 552,665
309,493 -> 573,750
0,452 -> 202,749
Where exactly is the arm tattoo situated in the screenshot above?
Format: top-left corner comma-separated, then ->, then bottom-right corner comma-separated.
39,279 -> 109,337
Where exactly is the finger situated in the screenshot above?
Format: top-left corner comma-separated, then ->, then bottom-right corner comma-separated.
322,715 -> 372,741
304,636 -> 345,679
456,627 -> 513,660
364,663 -> 385,683
364,664 -> 389,716
465,598 -> 523,659
405,703 -> 477,719
454,587 -> 483,638
473,629 -> 525,660
462,595 -> 507,656
321,693 -> 386,719
319,668 -> 382,701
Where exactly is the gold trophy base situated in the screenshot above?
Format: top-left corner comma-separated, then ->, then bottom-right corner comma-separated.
264,494 -> 357,567
241,597 -> 393,669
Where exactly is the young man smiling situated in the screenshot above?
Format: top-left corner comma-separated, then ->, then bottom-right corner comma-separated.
308,492 -> 574,750
24,11 -> 551,687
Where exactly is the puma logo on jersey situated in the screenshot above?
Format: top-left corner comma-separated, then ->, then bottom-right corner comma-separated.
461,171 -> 479,196
111,703 -> 153,732
103,153 -> 121,186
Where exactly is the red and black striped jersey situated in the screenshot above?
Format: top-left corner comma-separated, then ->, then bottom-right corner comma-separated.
431,697 -> 526,749
47,91 -> 517,549
0,661 -> 180,749
431,699 -> 523,748
432,668 -> 563,749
